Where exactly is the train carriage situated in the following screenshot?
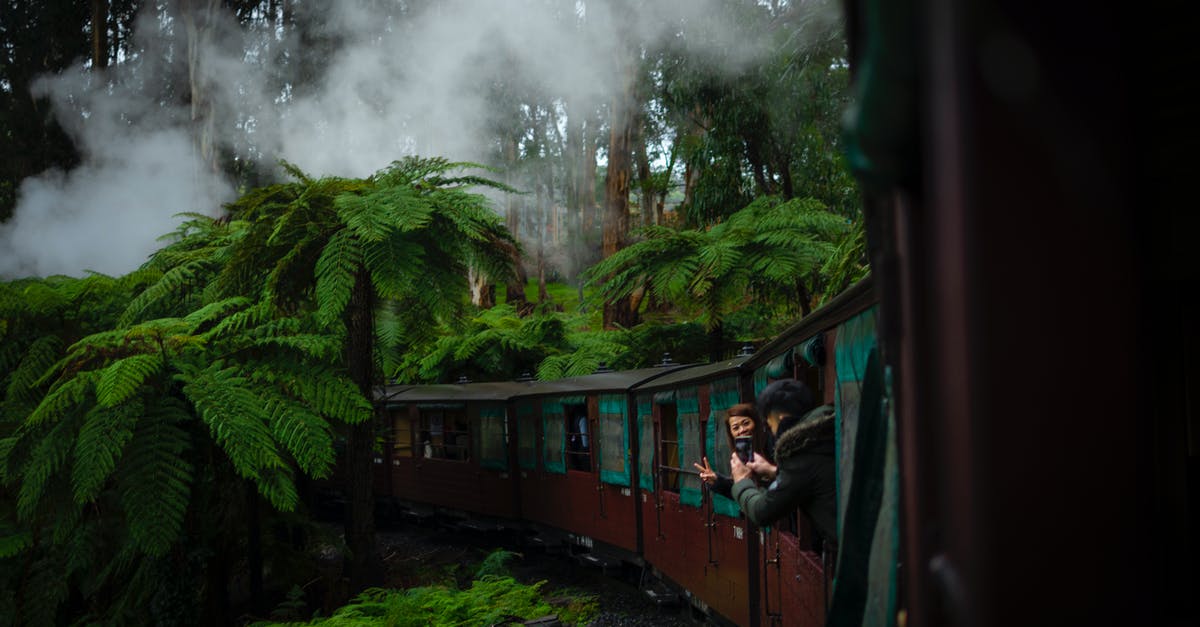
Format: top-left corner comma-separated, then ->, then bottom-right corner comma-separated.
742,277 -> 891,627
384,381 -> 531,522
511,366 -> 686,561
629,354 -> 757,626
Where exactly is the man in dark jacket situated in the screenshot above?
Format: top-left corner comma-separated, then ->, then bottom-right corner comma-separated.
730,379 -> 837,541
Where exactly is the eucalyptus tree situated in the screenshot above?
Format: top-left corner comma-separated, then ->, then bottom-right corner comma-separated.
584,195 -> 847,359
211,156 -> 517,591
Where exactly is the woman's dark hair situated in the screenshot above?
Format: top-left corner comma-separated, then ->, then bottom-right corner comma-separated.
756,379 -> 815,421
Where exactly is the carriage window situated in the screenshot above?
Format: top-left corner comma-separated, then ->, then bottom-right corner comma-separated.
516,402 -> 537,470
659,404 -> 680,493
565,404 -> 591,472
418,407 -> 470,461
478,405 -> 508,470
393,410 -> 413,458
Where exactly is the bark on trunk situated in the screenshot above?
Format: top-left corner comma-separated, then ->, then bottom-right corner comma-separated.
536,184 -> 549,304
502,134 -> 529,313
634,118 -> 656,227
344,269 -> 382,592
91,0 -> 108,70
602,43 -> 638,329
182,0 -> 220,174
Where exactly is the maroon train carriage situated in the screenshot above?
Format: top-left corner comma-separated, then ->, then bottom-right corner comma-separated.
509,366 -> 686,566
628,353 -> 756,626
742,277 -> 885,627
382,381 -> 532,524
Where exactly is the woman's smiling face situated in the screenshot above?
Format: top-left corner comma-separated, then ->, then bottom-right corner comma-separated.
727,414 -> 755,438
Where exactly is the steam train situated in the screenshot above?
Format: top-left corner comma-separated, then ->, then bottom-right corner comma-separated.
367,278 -> 886,626
359,1 -> 1198,625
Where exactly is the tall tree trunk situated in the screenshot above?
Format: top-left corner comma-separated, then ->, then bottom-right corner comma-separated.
602,42 -> 638,329
468,268 -> 495,308
581,115 -> 599,246
502,134 -> 529,314
536,183 -> 549,304
344,269 -> 382,592
91,0 -> 109,70
634,117 -> 656,227
678,106 -> 708,226
181,0 -> 220,175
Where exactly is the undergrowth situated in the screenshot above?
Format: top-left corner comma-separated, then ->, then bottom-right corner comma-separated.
255,549 -> 598,626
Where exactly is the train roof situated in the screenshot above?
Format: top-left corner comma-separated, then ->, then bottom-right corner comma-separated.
742,275 -> 877,372
511,365 -> 691,399
630,355 -> 752,392
382,381 -> 534,405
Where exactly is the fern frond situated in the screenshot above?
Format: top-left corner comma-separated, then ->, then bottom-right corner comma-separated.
263,394 -> 335,479
313,229 -> 362,327
117,401 -> 192,557
95,354 -> 163,408
72,401 -> 140,504
26,371 -> 96,427
180,366 -> 283,481
17,411 -> 82,520
278,160 -> 314,185
119,256 -> 215,326
204,300 -> 272,339
0,530 -> 31,559
252,333 -> 342,361
4,335 -> 63,405
363,236 -> 425,301
182,296 -> 253,331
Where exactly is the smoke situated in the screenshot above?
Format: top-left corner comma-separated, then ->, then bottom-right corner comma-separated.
0,0 -> 840,279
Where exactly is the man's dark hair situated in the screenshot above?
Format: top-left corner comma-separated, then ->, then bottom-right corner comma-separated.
756,379 -> 815,420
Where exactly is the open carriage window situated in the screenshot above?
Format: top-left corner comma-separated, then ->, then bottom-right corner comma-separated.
564,403 -> 591,472
659,403 -> 680,493
418,405 -> 470,462
392,409 -> 413,458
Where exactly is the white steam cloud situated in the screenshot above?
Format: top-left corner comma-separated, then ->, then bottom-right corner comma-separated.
1,0 -> 836,279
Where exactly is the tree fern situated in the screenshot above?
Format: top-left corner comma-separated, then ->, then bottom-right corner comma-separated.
262,394 -> 335,478
17,411 -> 83,521
118,256 -> 216,326
180,365 -> 284,484
25,372 -> 96,428
116,401 -> 193,557
313,229 -> 363,327
71,401 -> 140,504
3,335 -> 62,405
94,354 -> 163,408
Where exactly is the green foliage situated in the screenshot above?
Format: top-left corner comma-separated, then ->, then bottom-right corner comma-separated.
254,575 -> 597,627
585,195 -> 847,332
117,402 -> 193,557
400,304 -> 568,383
473,548 -> 521,579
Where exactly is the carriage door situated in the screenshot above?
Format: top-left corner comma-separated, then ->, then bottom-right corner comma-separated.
704,376 -> 742,563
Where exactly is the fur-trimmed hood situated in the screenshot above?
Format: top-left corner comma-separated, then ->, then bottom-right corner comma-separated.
774,404 -> 835,460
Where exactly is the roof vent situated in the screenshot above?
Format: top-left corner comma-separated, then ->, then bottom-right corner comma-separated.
455,375 -> 472,384
658,352 -> 676,367
515,371 -> 534,382
737,343 -> 756,357
594,362 -> 614,373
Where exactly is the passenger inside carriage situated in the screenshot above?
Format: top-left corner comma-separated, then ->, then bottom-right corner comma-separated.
693,402 -> 776,499
731,379 -> 837,542
566,408 -> 591,471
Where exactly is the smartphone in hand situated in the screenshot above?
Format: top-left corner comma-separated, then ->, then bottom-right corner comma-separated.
734,436 -> 753,464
